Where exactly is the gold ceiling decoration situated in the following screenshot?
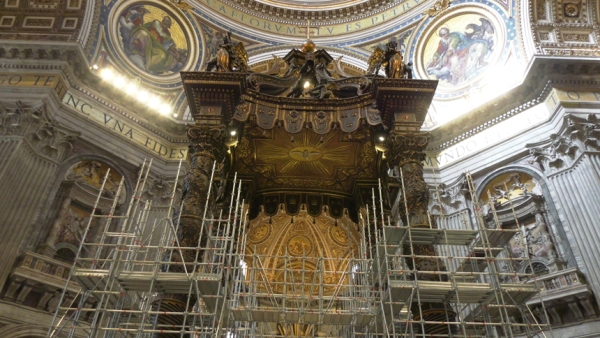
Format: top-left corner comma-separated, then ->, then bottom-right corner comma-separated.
256,129 -> 356,177
235,126 -> 377,193
425,0 -> 451,17
277,323 -> 315,337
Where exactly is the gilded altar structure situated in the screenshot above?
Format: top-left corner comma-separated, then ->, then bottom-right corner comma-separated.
0,0 -> 600,337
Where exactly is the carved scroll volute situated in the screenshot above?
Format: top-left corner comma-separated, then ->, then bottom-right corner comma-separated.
385,131 -> 430,226
177,124 -> 227,263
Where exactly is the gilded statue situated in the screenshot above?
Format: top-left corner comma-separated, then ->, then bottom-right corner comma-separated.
205,32 -> 249,72
367,41 -> 412,79
367,46 -> 384,75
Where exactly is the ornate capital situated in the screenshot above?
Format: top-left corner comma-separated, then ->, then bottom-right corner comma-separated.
1,100 -> 78,162
527,114 -> 600,173
385,131 -> 430,168
187,123 -> 227,165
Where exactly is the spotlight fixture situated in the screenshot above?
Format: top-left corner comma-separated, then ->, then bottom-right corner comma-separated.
230,130 -> 237,136
159,103 -> 171,115
98,68 -> 173,118
303,81 -> 310,88
148,96 -> 160,108
114,76 -> 126,87
125,82 -> 138,95
136,90 -> 150,102
91,64 -> 99,70
100,68 -> 114,80
374,130 -> 389,152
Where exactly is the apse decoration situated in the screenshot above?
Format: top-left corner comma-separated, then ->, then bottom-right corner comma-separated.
117,3 -> 189,75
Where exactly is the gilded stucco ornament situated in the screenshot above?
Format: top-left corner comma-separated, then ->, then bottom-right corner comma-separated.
564,3 -> 579,17
245,206 -> 360,295
425,0 -> 451,17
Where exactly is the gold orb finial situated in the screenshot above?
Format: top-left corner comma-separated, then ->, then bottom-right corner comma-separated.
301,39 -> 316,53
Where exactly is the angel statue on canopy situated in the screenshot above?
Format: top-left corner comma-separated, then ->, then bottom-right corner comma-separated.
205,32 -> 249,72
367,41 -> 412,79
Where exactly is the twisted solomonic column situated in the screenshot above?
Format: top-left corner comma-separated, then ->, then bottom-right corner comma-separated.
385,131 -> 457,336
177,123 -> 228,266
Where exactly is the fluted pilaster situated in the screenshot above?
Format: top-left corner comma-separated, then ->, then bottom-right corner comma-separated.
0,101 -> 78,290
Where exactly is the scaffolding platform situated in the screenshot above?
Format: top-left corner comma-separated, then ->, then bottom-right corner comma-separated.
457,247 -> 504,273
116,271 -> 221,294
475,228 -> 520,247
383,226 -> 479,246
229,307 -> 374,325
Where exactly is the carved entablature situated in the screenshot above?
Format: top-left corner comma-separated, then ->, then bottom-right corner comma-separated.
232,95 -> 383,135
0,100 -> 79,163
527,114 -> 600,174
180,72 -> 247,123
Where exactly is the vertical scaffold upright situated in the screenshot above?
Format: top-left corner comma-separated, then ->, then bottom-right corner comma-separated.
225,215 -> 377,337
368,170 -> 554,338
47,160 -> 554,338
47,159 -> 247,338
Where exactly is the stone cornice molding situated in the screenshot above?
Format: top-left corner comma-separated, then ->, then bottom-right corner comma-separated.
0,42 -> 188,143
526,113 -> 600,176
428,57 -> 600,151
195,0 -> 432,25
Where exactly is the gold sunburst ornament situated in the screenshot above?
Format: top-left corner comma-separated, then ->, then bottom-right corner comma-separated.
256,129 -> 356,177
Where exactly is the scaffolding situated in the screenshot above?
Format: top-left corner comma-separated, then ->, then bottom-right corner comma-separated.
368,170 -> 554,337
47,159 -> 246,338
47,159 -> 555,338
225,219 -> 377,337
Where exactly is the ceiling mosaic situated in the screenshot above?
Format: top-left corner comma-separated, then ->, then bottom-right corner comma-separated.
116,3 -> 190,76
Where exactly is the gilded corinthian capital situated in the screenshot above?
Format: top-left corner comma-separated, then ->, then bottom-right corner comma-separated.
385,131 -> 429,168
187,124 -> 228,163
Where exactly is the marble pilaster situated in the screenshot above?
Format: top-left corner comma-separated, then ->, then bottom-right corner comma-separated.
0,100 -> 78,291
